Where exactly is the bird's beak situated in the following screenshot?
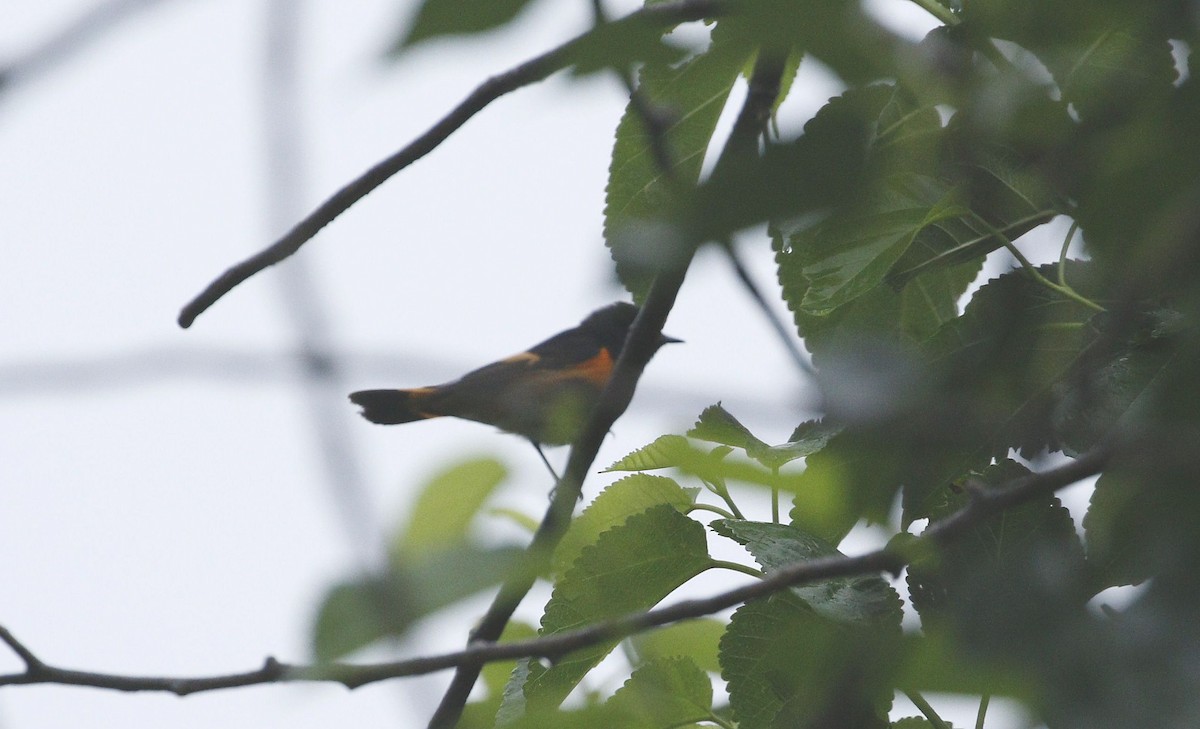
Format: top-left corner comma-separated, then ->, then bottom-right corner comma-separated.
660,334 -> 683,345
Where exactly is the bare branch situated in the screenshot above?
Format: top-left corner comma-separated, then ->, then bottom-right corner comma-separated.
710,52 -> 816,378
0,626 -> 42,670
722,239 -> 815,377
0,443 -> 1110,696
424,47 -> 794,729
176,0 -> 722,329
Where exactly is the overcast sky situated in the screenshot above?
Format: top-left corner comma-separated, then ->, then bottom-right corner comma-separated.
0,1 -> 1071,726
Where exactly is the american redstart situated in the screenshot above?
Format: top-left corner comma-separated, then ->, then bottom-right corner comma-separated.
349,302 -> 679,446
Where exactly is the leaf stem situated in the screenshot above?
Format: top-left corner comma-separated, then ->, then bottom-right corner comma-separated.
703,713 -> 738,729
771,467 -> 781,524
687,503 -> 737,520
709,559 -> 764,578
1057,221 -> 1079,287
976,693 -> 991,729
702,478 -> 745,520
904,0 -> 1016,72
973,214 -> 1105,313
905,0 -> 956,26
904,689 -> 953,729
885,209 -> 1057,288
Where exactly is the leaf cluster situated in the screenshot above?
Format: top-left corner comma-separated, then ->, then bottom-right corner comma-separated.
309,0 -> 1200,727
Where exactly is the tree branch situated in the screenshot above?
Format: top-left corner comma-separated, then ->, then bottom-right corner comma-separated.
176,0 -> 722,329
423,43 -> 787,729
0,443 -> 1110,696
423,6 -> 707,724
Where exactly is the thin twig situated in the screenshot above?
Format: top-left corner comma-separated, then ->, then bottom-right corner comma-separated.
0,444 -> 1110,695
426,13 -> 791,729
722,241 -> 815,377
424,261 -> 697,729
424,4 -> 702,722
176,0 -> 721,329
716,52 -> 813,378
0,626 -> 43,670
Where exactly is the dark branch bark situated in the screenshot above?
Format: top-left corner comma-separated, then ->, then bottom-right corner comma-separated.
423,43 -> 786,729
176,0 -> 722,329
0,444 -> 1110,696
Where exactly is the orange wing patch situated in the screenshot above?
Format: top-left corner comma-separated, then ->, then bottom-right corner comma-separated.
545,347 -> 613,387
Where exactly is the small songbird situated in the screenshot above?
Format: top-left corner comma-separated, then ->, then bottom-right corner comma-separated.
349,302 -> 679,451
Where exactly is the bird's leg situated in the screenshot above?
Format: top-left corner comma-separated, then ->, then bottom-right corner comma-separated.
530,440 -> 561,483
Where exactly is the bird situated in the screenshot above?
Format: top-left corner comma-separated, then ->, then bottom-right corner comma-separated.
349,302 -> 679,472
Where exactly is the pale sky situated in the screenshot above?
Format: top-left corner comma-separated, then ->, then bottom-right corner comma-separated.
0,1 -> 1061,727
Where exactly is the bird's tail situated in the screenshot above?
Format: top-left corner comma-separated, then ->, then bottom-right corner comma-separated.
349,388 -> 439,425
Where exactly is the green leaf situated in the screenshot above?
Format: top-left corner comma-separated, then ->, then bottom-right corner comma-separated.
1082,426 -> 1200,591
605,22 -> 756,299
496,658 -> 538,728
687,403 -> 771,455
788,419 -> 843,454
1083,470 -> 1146,589
891,719 -> 941,728
603,434 -> 697,472
311,581 -> 394,664
1052,308 -> 1180,457
791,177 -> 969,316
778,237 -> 982,364
392,0 -> 536,50
906,459 -> 1085,631
770,46 -> 805,123
784,261 -> 1115,536
923,260 -> 1108,457
711,520 -> 903,629
394,456 -> 508,560
563,14 -> 687,77
459,622 -> 539,729
890,260 -> 1108,523
721,592 -> 895,729
771,85 -> 986,358
497,702 -> 621,729
1065,25 -> 1200,283
1026,23 -> 1175,122
691,106 -> 875,246
626,618 -> 725,674
606,657 -> 714,727
554,474 -> 694,576
604,434 -> 796,493
774,84 -> 1066,365
311,544 -> 521,661
487,506 -> 540,534
896,630 -> 1031,699
882,140 -> 1061,290
787,425 -> 950,543
688,403 -> 841,469
521,505 -> 712,712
